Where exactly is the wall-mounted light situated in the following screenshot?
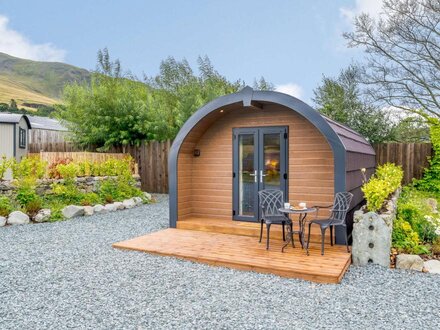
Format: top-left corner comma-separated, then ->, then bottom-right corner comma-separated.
193,149 -> 201,157
220,109 -> 224,113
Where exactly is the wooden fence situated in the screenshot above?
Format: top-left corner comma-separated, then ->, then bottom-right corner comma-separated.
29,141 -> 171,193
374,143 -> 432,185
30,151 -> 129,165
28,140 -> 433,192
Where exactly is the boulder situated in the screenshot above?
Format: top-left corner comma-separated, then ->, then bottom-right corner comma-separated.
0,216 -> 6,227
396,254 -> 424,271
7,211 -> 30,225
93,204 -> 106,214
424,260 -> 440,274
123,198 -> 136,209
34,209 -> 51,223
104,203 -> 118,212
113,202 -> 124,210
62,205 -> 85,219
83,206 -> 94,216
143,192 -> 152,201
352,211 -> 392,267
133,197 -> 143,206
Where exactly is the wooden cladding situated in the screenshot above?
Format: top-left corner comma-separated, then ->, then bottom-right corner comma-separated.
177,105 -> 335,220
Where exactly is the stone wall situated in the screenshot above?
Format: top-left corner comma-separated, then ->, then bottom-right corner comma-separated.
352,189 -> 400,267
0,175 -> 142,196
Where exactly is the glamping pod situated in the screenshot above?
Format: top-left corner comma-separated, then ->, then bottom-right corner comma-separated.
168,87 -> 375,244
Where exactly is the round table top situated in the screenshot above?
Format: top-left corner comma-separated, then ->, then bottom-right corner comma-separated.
278,207 -> 317,214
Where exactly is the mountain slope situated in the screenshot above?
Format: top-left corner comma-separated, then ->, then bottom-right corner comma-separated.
0,52 -> 90,108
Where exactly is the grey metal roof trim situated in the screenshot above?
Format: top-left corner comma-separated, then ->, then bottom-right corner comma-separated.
0,113 -> 32,128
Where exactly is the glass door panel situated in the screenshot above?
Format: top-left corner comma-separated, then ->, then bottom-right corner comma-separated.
233,126 -> 287,222
238,134 -> 256,217
262,133 -> 281,190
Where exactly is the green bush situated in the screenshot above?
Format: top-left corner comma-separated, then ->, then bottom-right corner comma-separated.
25,198 -> 42,218
98,176 -> 142,203
57,163 -> 79,180
11,156 -> 46,180
0,196 -> 12,217
0,155 -> 12,180
80,192 -> 102,206
15,178 -> 38,207
392,217 -> 430,254
362,163 -> 403,212
416,120 -> 440,193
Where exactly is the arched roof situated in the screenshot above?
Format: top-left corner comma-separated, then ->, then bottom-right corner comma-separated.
0,113 -> 32,128
168,87 -> 373,227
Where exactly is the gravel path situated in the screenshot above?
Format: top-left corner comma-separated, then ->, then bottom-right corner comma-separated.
1,195 -> 439,330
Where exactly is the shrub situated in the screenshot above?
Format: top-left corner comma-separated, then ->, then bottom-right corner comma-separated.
48,158 -> 72,179
416,120 -> 440,193
80,192 -> 102,206
11,156 -> 46,180
25,198 -> 42,218
362,163 -> 403,212
0,155 -> 12,180
15,178 -> 38,207
0,196 -> 12,217
397,187 -> 439,244
392,217 -> 430,254
98,176 -> 142,203
57,163 -> 79,180
432,238 -> 440,255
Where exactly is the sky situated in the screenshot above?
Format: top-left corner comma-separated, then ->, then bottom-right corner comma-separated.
0,0 -> 383,103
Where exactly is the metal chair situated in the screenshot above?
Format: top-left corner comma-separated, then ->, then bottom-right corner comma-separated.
306,192 -> 353,255
258,189 -> 293,250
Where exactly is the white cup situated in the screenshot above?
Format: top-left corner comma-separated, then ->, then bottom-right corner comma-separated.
284,202 -> 291,209
299,202 -> 307,209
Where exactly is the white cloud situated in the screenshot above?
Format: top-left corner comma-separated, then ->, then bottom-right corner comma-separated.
0,15 -> 66,62
340,0 -> 383,23
275,83 -> 303,99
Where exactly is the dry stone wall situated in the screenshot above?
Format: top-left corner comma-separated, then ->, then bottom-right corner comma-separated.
0,175 -> 141,196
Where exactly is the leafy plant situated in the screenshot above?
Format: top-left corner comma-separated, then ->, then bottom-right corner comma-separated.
48,158 -> 73,179
80,192 -> 102,206
15,178 -> 38,207
25,198 -> 42,218
0,196 -> 12,217
57,162 -> 79,180
416,121 -> 440,193
362,163 -> 403,212
11,156 -> 47,180
0,156 -> 13,180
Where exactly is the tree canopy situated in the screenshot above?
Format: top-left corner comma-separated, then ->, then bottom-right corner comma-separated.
57,50 -> 272,149
344,0 -> 440,118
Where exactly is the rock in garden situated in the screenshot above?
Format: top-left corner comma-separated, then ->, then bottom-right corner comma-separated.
34,209 -> 51,223
396,254 -> 424,271
113,202 -> 124,210
424,260 -> 440,274
62,205 -> 85,219
93,204 -> 106,214
123,198 -> 136,209
143,192 -> 152,201
104,203 -> 118,212
0,216 -> 6,227
83,206 -> 94,216
133,197 -> 143,206
7,211 -> 30,225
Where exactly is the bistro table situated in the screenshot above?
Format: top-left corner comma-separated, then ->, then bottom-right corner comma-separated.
278,207 -> 318,253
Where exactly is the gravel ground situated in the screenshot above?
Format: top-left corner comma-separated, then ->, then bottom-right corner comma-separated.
1,195 -> 440,330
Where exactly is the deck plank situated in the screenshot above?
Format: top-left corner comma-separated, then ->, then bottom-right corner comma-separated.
113,228 -> 351,284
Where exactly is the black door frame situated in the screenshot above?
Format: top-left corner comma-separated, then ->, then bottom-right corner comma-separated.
232,126 -> 288,222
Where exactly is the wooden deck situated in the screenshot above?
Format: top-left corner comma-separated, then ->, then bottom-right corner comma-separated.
113,228 -> 351,284
177,217 -> 331,243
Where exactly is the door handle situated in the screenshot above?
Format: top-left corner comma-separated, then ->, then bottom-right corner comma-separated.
260,170 -> 267,183
249,170 -> 257,182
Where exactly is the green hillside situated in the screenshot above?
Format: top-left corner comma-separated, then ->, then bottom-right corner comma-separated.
0,52 -> 90,109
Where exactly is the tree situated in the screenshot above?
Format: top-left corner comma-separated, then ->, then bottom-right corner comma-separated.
57,50 -> 153,149
313,65 -> 397,143
344,0 -> 440,119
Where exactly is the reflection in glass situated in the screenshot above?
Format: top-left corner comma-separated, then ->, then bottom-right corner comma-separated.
263,133 -> 281,190
239,134 -> 254,216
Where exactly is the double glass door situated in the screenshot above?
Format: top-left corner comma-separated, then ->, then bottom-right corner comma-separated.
233,126 -> 288,222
